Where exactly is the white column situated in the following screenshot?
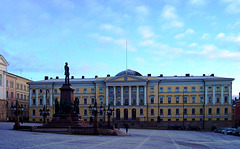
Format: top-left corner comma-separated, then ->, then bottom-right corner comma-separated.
213,85 -> 215,105
36,89 -> 38,106
121,86 -> 123,105
43,89 -> 46,105
144,86 -> 147,105
29,89 -> 32,106
136,86 -> 139,105
129,86 -> 131,106
3,71 -> 7,100
114,86 -> 116,106
50,88 -> 53,107
229,84 -> 232,104
106,86 -> 108,105
221,85 -> 224,104
205,85 -> 208,105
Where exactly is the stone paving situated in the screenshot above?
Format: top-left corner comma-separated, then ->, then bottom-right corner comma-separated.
0,122 -> 240,149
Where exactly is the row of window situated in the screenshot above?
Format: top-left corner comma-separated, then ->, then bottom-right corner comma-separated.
6,80 -> 28,91
151,86 -> 229,93
109,87 -> 145,94
6,91 -> 28,100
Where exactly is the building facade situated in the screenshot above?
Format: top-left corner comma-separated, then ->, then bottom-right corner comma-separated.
0,55 -> 9,121
6,73 -> 31,121
28,69 -> 234,128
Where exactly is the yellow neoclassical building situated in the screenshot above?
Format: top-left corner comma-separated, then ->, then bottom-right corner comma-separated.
28,69 -> 234,127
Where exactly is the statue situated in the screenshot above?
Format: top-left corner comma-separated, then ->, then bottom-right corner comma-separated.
55,99 -> 60,114
64,62 -> 70,84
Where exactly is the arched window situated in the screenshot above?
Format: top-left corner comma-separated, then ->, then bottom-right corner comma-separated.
140,109 -> 143,115
192,108 -> 195,115
216,108 -> 220,114
168,109 -> 171,115
200,108 -> 203,115
84,109 -> 87,115
224,108 -> 228,114
0,74 -> 2,86
176,109 -> 179,115
151,109 -> 154,115
208,108 -> 212,115
183,108 -> 187,115
160,109 -> 163,115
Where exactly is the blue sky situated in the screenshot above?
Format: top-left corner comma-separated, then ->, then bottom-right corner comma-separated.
0,0 -> 240,97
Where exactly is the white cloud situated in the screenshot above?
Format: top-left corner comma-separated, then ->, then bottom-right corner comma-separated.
189,0 -> 206,6
135,6 -> 149,16
189,43 -> 198,47
170,20 -> 184,28
99,36 -> 113,42
139,40 -> 155,46
174,29 -> 194,39
162,5 -> 177,19
134,57 -> 147,65
201,33 -> 209,39
216,33 -> 225,39
223,0 -> 240,14
138,26 -> 154,38
100,24 -> 123,35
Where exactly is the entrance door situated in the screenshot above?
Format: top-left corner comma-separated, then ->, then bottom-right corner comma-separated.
124,109 -> 128,120
132,108 -> 136,120
116,109 -> 120,120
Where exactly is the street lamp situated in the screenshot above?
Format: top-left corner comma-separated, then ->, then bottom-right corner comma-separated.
106,103 -> 114,128
88,101 -> 102,134
10,100 -> 24,129
39,105 -> 50,124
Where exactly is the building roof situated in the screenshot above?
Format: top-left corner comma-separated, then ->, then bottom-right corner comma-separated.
115,69 -> 142,77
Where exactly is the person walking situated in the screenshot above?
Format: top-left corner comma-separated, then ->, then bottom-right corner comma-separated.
125,123 -> 129,133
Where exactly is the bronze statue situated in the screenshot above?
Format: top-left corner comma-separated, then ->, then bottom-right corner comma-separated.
55,99 -> 60,114
64,62 -> 70,84
73,97 -> 79,114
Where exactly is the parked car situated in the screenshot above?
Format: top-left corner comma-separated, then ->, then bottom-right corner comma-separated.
168,124 -> 183,130
227,128 -> 236,135
214,128 -> 222,133
188,125 -> 201,131
235,127 -> 240,136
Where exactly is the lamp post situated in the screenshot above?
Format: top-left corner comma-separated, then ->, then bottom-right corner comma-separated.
39,105 -> 50,124
106,103 -> 114,128
10,100 -> 24,130
89,101 -> 103,134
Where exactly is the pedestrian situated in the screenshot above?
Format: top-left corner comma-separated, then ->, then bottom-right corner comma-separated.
125,123 -> 129,133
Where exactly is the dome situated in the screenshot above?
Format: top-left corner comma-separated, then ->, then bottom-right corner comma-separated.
115,69 -> 142,77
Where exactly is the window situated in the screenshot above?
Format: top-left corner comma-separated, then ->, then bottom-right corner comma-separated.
176,109 -> 179,115
208,86 -> 212,91
216,86 -> 220,91
216,108 -> 220,115
184,87 -> 188,92
6,91 -> 8,98
117,88 -> 121,93
84,88 -> 87,93
200,96 -> 204,103
140,96 -> 144,104
110,88 -> 114,93
24,95 -> 26,100
224,86 -> 228,92
125,87 -> 128,93
17,83 -> 19,89
184,96 -> 187,103
140,109 -> 143,115
11,92 -> 14,99
91,97 -> 95,104
21,94 -> 23,99
200,86 -> 204,92
76,88 -> 80,93
191,96 -> 196,103
84,109 -> 87,115
39,89 -> 42,94
10,82 -> 14,88
208,96 -> 212,103
224,108 -> 228,114
99,97 -> 103,104
6,80 -> 8,87
17,93 -> 19,99
192,108 -> 195,115
131,87 -> 136,93
32,109 -> 35,115
84,98 -> 87,104
175,87 -> 179,92
140,87 -> 144,93
99,87 -> 103,93
33,89 -> 36,94
175,96 -> 179,104
150,96 -> 154,104
160,109 -> 163,115
32,99 -> 36,105
159,87 -> 163,92
167,87 -> 171,92
0,74 -> 2,86
151,109 -> 154,115
200,108 -> 203,115
20,85 -> 23,90
224,96 -> 228,103
216,96 -> 220,103
168,109 -> 171,115
40,99 -> 43,105
159,97 -> 163,104
183,108 -> 187,115
150,87 -> 154,93
208,108 -> 212,115
192,87 -> 196,92
91,88 -> 95,93
24,86 -> 26,91
168,97 -> 171,104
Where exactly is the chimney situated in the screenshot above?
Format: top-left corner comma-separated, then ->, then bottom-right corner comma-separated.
82,76 -> 85,79
44,76 -> 48,80
148,74 -> 151,77
56,76 -> 59,79
95,75 -> 98,78
174,75 -> 177,77
239,92 -> 240,99
203,74 -> 205,76
210,74 -> 214,77
71,76 -> 74,79
185,74 -> 190,77
160,74 -> 163,77
50,77 -> 53,79
107,74 -> 110,77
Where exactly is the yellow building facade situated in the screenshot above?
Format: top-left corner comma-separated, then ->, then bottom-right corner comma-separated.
28,70 -> 234,126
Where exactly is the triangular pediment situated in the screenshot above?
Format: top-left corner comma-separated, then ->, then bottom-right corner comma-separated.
107,75 -> 146,82
0,55 -> 9,67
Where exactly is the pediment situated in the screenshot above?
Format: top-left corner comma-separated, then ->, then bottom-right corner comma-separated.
0,55 -> 9,67
106,75 -> 146,82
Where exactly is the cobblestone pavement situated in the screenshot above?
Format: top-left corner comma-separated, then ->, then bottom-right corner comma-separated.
0,122 -> 240,149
